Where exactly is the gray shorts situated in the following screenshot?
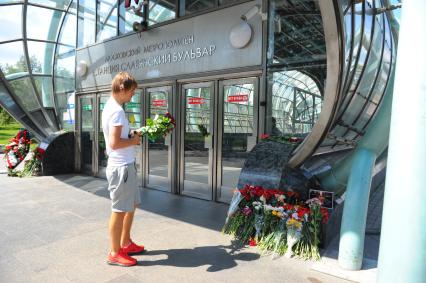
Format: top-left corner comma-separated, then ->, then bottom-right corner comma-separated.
106,162 -> 141,212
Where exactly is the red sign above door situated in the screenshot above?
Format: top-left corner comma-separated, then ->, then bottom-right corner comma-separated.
227,94 -> 248,102
152,99 -> 167,107
188,97 -> 205,105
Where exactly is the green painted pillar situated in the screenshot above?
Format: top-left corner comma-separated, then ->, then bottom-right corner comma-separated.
338,148 -> 376,270
377,0 -> 426,281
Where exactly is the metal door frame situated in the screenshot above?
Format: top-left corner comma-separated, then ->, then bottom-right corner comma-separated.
179,81 -> 216,200
76,94 -> 96,175
216,77 -> 259,203
95,92 -> 113,179
143,85 -> 175,192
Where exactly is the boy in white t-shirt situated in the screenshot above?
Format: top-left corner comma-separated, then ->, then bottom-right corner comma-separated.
102,72 -> 144,267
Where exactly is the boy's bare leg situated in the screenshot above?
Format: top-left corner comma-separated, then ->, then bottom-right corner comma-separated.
121,209 -> 136,247
109,212 -> 126,254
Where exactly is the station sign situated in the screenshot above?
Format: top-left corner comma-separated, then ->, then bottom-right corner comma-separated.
76,1 -> 262,90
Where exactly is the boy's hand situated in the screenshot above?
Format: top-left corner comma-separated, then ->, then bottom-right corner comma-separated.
130,134 -> 141,145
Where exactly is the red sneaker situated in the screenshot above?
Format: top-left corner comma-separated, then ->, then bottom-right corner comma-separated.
121,240 -> 145,255
107,250 -> 137,267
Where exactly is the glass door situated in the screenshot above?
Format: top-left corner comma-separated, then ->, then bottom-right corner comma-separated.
180,82 -> 215,200
97,93 -> 110,178
125,89 -> 143,185
217,78 -> 258,203
145,86 -> 172,192
79,95 -> 94,174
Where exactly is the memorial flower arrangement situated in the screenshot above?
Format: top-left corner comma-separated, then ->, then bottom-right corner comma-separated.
260,134 -> 303,144
222,185 -> 329,260
3,129 -> 45,177
135,112 -> 176,142
3,129 -> 31,170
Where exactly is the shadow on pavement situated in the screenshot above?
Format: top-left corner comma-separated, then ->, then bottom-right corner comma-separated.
138,242 -> 260,272
54,174 -> 229,232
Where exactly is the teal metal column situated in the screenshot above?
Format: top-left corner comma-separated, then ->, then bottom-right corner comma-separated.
377,0 -> 426,281
338,148 -> 376,270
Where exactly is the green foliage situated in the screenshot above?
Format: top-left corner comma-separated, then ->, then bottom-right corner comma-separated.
0,107 -> 14,126
0,123 -> 21,145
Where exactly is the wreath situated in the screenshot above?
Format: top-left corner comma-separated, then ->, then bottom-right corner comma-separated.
3,129 -> 31,169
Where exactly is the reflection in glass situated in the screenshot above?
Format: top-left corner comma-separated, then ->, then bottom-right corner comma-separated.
27,5 -> 63,41
269,71 -> 322,135
181,0 -> 215,17
267,0 -> 326,139
9,78 -> 40,111
27,41 -> 56,75
56,92 -> 75,131
0,5 -> 22,42
0,41 -> 28,77
29,0 -> 72,10
34,76 -> 54,107
81,97 -> 93,169
184,86 -> 211,188
96,0 -> 118,41
56,51 -> 75,78
149,0 -> 175,26
98,94 -> 110,168
78,0 -> 96,47
58,8 -> 77,46
221,83 -> 254,192
125,90 -> 142,179
147,88 -> 170,190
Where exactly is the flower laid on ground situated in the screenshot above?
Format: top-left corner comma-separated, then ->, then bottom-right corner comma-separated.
222,184 -> 329,260
3,129 -> 31,170
8,147 -> 45,177
260,134 -> 303,145
136,112 -> 176,142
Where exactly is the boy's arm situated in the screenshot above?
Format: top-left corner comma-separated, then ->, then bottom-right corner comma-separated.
109,125 -> 140,150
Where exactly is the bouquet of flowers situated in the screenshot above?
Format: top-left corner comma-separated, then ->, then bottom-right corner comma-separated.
134,112 -> 176,142
8,147 -> 45,177
222,185 -> 329,260
3,129 -> 32,170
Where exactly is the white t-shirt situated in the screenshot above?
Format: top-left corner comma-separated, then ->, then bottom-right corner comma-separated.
102,97 -> 136,166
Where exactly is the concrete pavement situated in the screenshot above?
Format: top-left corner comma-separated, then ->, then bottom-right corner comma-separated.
0,159 -> 350,283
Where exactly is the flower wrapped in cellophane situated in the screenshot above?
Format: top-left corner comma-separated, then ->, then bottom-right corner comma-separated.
3,129 -> 31,170
136,112 -> 176,142
222,184 -> 329,260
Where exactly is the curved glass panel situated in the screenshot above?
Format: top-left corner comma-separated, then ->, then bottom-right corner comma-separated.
29,0 -> 72,10
27,6 -> 63,41
34,76 -> 54,107
0,1 -> 23,3
149,0 -> 175,25
9,77 -> 40,111
58,9 -> 77,46
56,91 -> 74,131
118,0 -> 142,34
0,5 -> 22,42
56,50 -> 75,78
0,41 -> 28,77
267,0 -> 326,137
269,71 -> 322,135
77,0 -> 96,47
182,0 -> 215,16
54,77 -> 74,93
27,41 -> 56,75
96,0 -> 118,41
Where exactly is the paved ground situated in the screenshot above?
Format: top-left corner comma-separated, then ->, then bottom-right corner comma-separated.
0,160 -> 351,283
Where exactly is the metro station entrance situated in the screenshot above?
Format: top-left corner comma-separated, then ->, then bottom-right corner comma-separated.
179,77 -> 259,202
77,76 -> 259,203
